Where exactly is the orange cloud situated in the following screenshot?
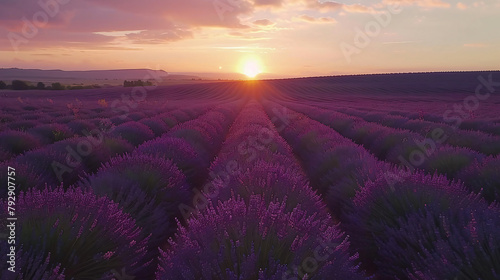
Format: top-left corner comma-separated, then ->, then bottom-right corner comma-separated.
457,2 -> 467,10
253,19 -> 275,26
342,4 -> 377,13
295,15 -> 337,24
383,0 -> 451,8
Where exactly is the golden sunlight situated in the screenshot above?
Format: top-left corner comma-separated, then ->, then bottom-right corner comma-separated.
240,58 -> 263,79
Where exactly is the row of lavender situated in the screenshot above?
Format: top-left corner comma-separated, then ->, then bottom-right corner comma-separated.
0,81 -> 241,161
0,103 -> 214,197
334,107 -> 500,153
0,98 -> 217,163
278,101 -> 500,204
157,101 -> 365,279
337,107 -> 500,137
263,100 -> 500,279
266,77 -> 500,140
0,96 -> 245,279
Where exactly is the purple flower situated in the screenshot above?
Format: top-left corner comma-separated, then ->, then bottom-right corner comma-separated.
376,204 -> 499,279
0,187 -> 149,279
157,195 -> 363,280
109,121 -> 155,146
139,117 -> 169,136
346,171 -> 488,271
135,136 -> 207,187
457,155 -> 500,203
27,123 -> 74,144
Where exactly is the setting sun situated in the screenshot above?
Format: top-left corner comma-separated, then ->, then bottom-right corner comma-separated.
240,58 -> 263,79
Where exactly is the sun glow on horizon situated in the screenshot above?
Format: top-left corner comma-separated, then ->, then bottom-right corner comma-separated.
240,58 -> 263,79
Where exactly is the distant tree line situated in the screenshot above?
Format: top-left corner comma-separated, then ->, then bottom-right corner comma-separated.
0,80 -> 101,90
123,80 -> 154,87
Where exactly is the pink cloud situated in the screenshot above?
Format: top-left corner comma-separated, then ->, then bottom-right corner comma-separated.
456,2 -> 467,10
342,4 -> 377,13
125,29 -> 193,44
253,19 -> 275,26
295,15 -> 337,24
0,27 -> 118,51
253,0 -> 283,7
301,0 -> 343,12
383,0 -> 451,8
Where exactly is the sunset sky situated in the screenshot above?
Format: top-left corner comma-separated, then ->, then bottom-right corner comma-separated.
1,0 -> 499,77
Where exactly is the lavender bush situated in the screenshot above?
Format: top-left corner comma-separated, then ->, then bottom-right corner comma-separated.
157,195 -> 363,280
0,187 -> 149,279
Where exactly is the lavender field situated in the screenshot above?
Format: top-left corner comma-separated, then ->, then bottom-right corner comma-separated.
1,72 -> 499,279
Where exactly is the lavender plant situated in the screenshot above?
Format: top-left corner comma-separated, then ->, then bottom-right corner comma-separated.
157,195 -> 363,280
0,187 -> 149,279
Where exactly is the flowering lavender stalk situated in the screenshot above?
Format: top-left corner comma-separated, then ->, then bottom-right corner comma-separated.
0,248 -> 65,280
0,162 -> 41,198
27,123 -> 74,144
0,130 -> 41,158
377,204 -> 500,279
110,121 -> 155,146
157,195 -> 364,280
346,171 -> 488,272
81,153 -> 191,251
139,117 -> 170,136
0,187 -> 149,279
135,136 -> 207,187
15,148 -> 85,187
457,155 -> 500,203
422,146 -> 485,178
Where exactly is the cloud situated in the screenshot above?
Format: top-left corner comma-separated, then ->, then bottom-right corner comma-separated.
253,19 -> 275,26
0,27 -> 119,51
463,43 -> 488,48
295,15 -> 337,23
301,0 -> 343,12
125,29 -> 193,44
0,0 -> 255,32
456,2 -> 467,10
0,0 -> 258,51
83,0 -> 254,28
253,0 -> 283,7
342,4 -> 377,13
383,0 -> 451,8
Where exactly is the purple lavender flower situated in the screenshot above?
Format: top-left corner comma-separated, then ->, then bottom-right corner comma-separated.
15,148 -> 86,187
135,136 -> 207,187
422,146 -> 485,178
346,171 -> 487,272
27,123 -> 74,144
376,204 -> 499,279
0,247 -> 66,280
0,162 -> 42,198
157,195 -> 364,280
457,155 -> 500,203
110,121 -> 155,146
0,187 -> 149,279
0,130 -> 41,156
139,117 -> 169,136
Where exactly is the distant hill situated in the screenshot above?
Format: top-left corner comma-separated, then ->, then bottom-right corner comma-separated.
0,68 -> 169,81
0,68 -> 287,85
